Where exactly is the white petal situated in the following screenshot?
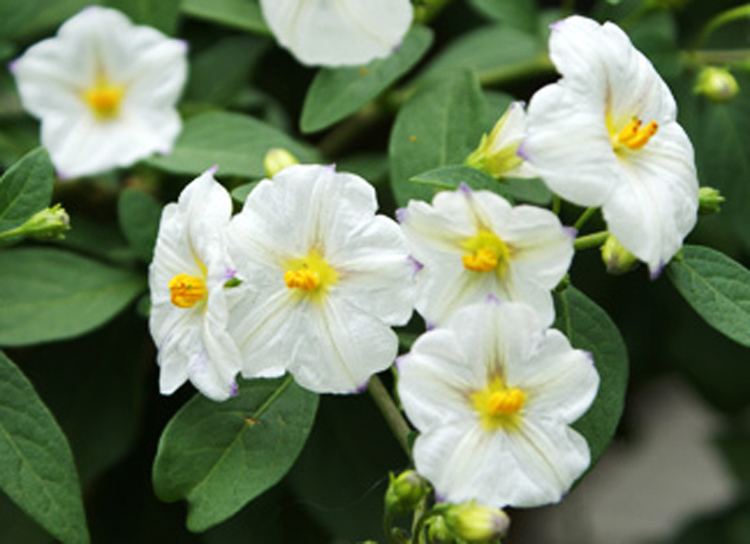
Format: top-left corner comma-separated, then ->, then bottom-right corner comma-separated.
524,82 -> 618,206
507,329 -> 599,423
156,315 -> 197,395
260,0 -> 413,67
288,295 -> 398,394
603,122 -> 699,273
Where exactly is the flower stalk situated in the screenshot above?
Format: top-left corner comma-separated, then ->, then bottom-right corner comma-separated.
368,375 -> 412,455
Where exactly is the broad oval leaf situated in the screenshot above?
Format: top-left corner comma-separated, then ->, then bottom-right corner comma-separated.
152,376 -> 319,532
180,0 -> 269,34
467,0 -> 540,33
409,165 -> 552,205
667,245 -> 750,347
231,181 -> 259,204
301,26 -> 434,133
105,0 -> 180,34
0,351 -> 89,544
554,286 -> 629,465
117,189 -> 161,263
0,248 -> 145,346
0,147 -> 54,233
389,69 -> 486,206
148,111 -> 318,178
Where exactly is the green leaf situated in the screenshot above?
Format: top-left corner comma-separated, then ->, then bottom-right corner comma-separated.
300,26 -> 434,133
117,188 -> 161,263
409,165 -> 552,205
60,216 -> 137,266
180,0 -> 269,34
337,152 -> 389,187
667,245 -> 750,347
231,180 -> 259,204
417,25 -> 545,85
148,111 -> 318,179
152,376 -> 319,532
105,0 -> 180,34
0,0 -> 91,40
0,248 -> 145,346
0,351 -> 89,544
467,0 -> 540,33
554,286 -> 629,465
0,148 -> 54,233
389,70 -> 486,206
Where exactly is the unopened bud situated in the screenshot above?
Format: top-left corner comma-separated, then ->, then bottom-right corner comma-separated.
600,234 -> 637,275
465,102 -> 531,180
426,515 -> 451,542
385,470 -> 428,514
8,204 -> 70,241
263,148 -> 299,178
695,67 -> 739,103
445,502 -> 510,543
698,186 -> 724,215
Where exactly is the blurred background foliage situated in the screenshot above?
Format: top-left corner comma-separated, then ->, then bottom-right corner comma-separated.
0,0 -> 748,542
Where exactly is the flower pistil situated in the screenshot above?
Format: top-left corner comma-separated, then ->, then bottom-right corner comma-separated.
471,376 -> 526,430
169,273 -> 207,308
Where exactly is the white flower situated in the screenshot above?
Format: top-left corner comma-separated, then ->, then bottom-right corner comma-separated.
523,15 -> 698,275
11,7 -> 187,178
259,0 -> 413,67
399,186 -> 573,327
466,102 -> 536,179
398,300 -> 599,507
149,168 -> 241,401
226,164 -> 415,394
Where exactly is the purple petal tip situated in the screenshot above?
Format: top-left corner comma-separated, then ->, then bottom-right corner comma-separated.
516,141 -> 530,161
395,207 -> 407,223
223,267 -> 237,280
229,381 -> 239,397
549,20 -> 564,31
485,293 -> 501,305
425,321 -> 435,331
7,59 -> 18,74
458,182 -> 472,195
354,381 -> 369,394
408,255 -> 424,274
207,164 -> 219,175
563,226 -> 578,239
649,261 -> 665,281
325,163 -> 336,172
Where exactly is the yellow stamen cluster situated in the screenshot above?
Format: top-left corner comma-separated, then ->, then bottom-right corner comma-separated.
83,80 -> 125,120
284,250 -> 339,300
612,117 -> 658,151
471,376 -> 527,430
168,273 -> 207,308
461,230 -> 511,275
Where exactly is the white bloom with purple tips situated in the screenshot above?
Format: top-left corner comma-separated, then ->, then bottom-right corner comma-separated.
11,6 -> 187,178
400,186 -> 573,327
259,0 -> 413,67
148,168 -> 241,401
226,164 -> 416,394
523,15 -> 699,275
398,300 -> 599,507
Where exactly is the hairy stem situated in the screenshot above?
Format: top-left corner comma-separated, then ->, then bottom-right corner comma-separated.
368,375 -> 412,455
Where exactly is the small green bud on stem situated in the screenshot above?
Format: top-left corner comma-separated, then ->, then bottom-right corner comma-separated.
698,186 -> 725,215
600,234 -> 638,275
0,204 -> 71,242
445,501 -> 510,543
385,469 -> 429,514
263,148 -> 299,178
694,67 -> 739,103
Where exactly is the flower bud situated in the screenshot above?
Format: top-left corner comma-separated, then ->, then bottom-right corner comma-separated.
385,470 -> 428,514
426,515 -> 451,542
465,102 -> 531,179
263,148 -> 299,178
694,67 -> 739,103
600,234 -> 638,275
698,186 -> 725,215
445,502 -> 510,543
4,204 -> 71,241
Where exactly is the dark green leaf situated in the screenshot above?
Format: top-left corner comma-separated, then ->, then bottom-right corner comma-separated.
117,188 -> 161,263
0,248 -> 145,346
336,153 -> 389,187
554,286 -> 629,465
467,0 -> 540,33
180,0 -> 269,34
148,111 -> 318,179
0,148 -> 54,233
389,70 -> 486,206
230,181 -> 259,204
105,0 -> 180,34
667,245 -> 750,347
301,26 -> 433,133
152,376 -> 319,532
0,351 -> 89,544
0,0 -> 90,40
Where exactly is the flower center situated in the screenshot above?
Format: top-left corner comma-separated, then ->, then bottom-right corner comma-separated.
471,376 -> 526,431
83,80 -> 125,120
284,250 -> 339,300
461,230 -> 511,274
168,273 -> 207,308
611,116 -> 658,151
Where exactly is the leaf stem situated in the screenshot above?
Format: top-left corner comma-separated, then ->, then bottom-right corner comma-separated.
695,4 -> 750,49
368,375 -> 412,455
574,231 -> 609,251
573,207 -> 598,231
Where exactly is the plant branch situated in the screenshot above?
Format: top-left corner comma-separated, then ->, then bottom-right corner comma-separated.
573,207 -> 598,231
368,375 -> 412,455
574,231 -> 608,251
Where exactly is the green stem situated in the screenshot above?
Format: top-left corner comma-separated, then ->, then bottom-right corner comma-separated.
682,49 -> 750,68
695,4 -> 750,48
552,196 -> 562,216
573,207 -> 598,231
574,231 -> 608,251
368,375 -> 412,455
478,55 -> 555,87
0,226 -> 23,241
414,0 -> 454,24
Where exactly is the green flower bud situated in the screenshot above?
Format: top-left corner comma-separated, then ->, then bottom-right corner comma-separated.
600,234 -> 638,275
698,186 -> 725,215
426,515 -> 451,542
263,148 -> 299,178
694,67 -> 739,103
0,204 -> 71,242
445,501 -> 510,543
385,470 -> 428,514
465,103 -> 528,180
